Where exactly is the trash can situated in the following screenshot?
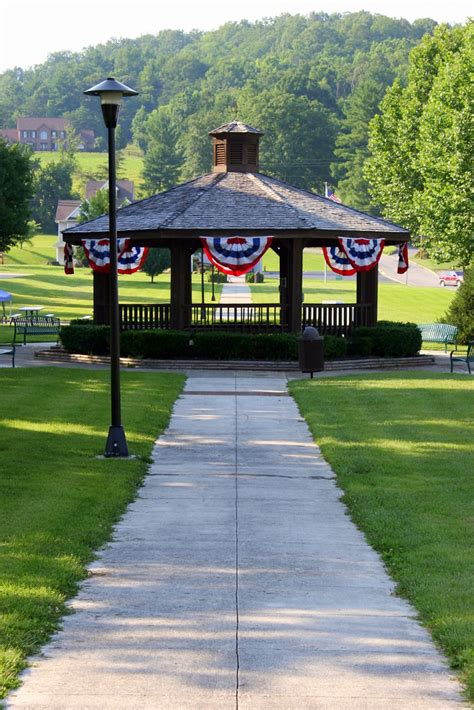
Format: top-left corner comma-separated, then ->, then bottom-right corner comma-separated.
298,326 -> 324,377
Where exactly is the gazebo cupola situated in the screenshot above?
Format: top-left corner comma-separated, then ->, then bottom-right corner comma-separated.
209,120 -> 263,174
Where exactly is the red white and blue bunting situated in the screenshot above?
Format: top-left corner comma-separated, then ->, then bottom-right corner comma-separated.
338,238 -> 385,272
81,239 -> 149,274
64,242 -> 74,275
397,242 -> 409,274
322,245 -> 357,276
201,236 -> 273,276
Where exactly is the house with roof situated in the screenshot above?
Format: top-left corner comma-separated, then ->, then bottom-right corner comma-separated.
0,118 -> 94,151
55,180 -> 135,263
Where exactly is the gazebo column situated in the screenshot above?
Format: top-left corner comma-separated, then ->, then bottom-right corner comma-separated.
286,237 -> 304,333
170,242 -> 192,330
277,244 -> 289,328
356,265 -> 378,326
93,271 -> 111,325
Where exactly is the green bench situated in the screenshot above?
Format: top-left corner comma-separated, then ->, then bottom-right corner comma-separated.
418,323 -> 458,352
0,345 -> 15,367
450,341 -> 473,374
12,314 -> 60,346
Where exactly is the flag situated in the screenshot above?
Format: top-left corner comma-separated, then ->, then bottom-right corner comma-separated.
322,245 -> 356,276
64,242 -> 74,275
397,243 -> 409,274
338,238 -> 385,272
325,184 -> 342,203
82,238 -> 147,274
201,236 -> 273,276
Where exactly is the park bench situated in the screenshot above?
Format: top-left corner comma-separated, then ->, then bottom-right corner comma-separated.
450,341 -> 473,374
0,344 -> 15,367
418,323 -> 458,352
12,314 -> 61,346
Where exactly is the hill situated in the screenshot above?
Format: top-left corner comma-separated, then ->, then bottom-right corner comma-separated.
0,12 -> 438,209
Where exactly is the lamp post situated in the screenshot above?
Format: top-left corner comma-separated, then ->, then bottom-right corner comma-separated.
84,78 -> 138,457
211,264 -> 216,302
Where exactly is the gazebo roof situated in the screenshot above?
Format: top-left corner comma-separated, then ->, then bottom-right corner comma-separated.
64,171 -> 409,241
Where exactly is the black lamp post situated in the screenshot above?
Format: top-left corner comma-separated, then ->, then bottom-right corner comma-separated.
84,78 -> 138,457
211,264 -> 216,302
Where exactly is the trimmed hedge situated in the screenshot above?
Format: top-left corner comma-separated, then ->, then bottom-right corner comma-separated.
59,321 -> 418,360
59,324 -> 110,355
349,321 -> 421,358
59,325 -> 348,361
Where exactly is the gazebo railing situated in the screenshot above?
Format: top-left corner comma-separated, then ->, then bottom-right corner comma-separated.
302,303 -> 371,336
188,303 -> 285,331
119,302 -> 370,335
120,303 -> 171,330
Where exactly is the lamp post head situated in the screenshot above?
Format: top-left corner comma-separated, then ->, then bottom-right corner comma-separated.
84,77 -> 138,128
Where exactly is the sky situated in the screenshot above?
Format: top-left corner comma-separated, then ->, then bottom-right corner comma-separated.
0,0 -> 471,74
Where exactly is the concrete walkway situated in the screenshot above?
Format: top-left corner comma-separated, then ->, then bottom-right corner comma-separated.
220,275 -> 252,304
7,372 -> 464,709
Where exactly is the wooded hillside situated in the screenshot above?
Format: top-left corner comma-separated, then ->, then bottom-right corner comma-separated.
0,12 -> 437,210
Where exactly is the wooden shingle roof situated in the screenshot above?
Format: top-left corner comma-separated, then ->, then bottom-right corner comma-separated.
64,171 -> 409,241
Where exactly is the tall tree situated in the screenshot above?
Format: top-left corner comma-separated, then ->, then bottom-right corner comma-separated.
30,158 -> 76,233
0,139 -> 35,251
141,106 -> 183,195
140,248 -> 171,283
365,23 -> 472,265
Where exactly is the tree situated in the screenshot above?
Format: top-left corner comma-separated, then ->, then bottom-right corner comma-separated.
0,139 -> 35,252
443,263 -> 474,343
141,106 -> 183,195
140,248 -> 171,283
78,189 -> 109,223
31,158 -> 76,233
365,23 -> 473,265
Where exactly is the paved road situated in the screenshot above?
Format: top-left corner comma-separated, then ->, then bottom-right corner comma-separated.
7,372 -> 464,709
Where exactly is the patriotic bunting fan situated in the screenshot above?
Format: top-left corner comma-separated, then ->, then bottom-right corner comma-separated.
201,236 -> 273,276
82,239 -> 148,274
338,238 -> 385,272
64,242 -> 74,275
322,245 -> 357,276
397,243 -> 409,274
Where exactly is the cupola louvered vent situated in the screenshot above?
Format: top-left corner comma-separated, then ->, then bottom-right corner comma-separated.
215,143 -> 226,165
209,120 -> 263,174
247,144 -> 257,164
229,143 -> 243,164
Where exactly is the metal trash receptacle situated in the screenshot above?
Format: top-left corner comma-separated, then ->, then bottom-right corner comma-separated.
298,326 -> 324,377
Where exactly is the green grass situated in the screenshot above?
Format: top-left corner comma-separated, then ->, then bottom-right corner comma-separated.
262,248 -> 326,272
0,367 -> 185,698
0,236 -> 221,330
249,275 -> 455,323
412,255 -> 460,273
289,372 -> 474,700
37,145 -> 144,195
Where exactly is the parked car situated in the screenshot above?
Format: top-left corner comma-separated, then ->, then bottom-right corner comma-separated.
439,271 -> 464,287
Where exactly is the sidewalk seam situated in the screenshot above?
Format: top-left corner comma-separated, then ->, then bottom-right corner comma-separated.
234,372 -> 240,710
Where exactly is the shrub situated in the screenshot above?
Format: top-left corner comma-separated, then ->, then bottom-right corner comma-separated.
349,321 -> 421,358
121,329 -> 189,358
59,324 -> 110,355
442,263 -> 474,343
323,334 -> 347,359
205,270 -> 227,283
57,327 -> 356,361
245,272 -> 264,283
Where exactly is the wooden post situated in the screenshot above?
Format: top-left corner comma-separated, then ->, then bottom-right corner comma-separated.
287,238 -> 304,333
278,243 -> 289,329
93,271 -> 110,325
170,242 -> 192,330
356,265 -> 378,326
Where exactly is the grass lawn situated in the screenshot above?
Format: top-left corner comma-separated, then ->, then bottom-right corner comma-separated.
0,236 -> 222,337
249,275 -> 455,323
37,145 -> 144,194
289,372 -> 474,700
0,367 -> 185,698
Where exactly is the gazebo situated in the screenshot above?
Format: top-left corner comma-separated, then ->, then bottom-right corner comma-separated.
64,121 -> 409,335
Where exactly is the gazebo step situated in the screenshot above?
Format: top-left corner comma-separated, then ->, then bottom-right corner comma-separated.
35,347 -> 434,372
